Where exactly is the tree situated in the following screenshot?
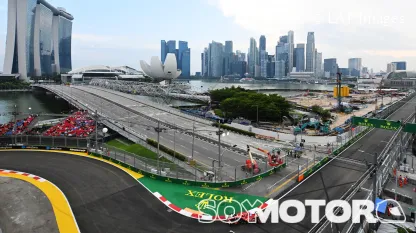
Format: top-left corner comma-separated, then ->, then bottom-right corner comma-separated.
211,87 -> 292,123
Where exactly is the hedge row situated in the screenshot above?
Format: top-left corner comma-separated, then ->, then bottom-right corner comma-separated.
146,138 -> 188,162
212,123 -> 256,137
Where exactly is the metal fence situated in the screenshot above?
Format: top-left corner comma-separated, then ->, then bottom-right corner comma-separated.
0,135 -> 89,148
0,134 -> 286,183
100,143 -> 288,183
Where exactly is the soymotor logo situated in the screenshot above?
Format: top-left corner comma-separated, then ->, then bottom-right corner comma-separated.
197,199 -> 406,224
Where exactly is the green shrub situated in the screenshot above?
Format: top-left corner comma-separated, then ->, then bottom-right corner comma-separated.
212,123 -> 256,137
146,138 -> 188,162
397,227 -> 414,233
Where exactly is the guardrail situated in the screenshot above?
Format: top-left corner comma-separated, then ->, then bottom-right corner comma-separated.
41,85 -> 265,158
0,145 -> 87,153
298,92 -> 416,185
89,150 -> 287,188
0,134 -> 288,187
309,92 -> 416,233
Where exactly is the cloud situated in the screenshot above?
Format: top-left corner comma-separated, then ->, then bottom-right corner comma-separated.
209,0 -> 416,70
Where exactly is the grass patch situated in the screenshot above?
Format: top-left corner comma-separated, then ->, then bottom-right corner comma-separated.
106,138 -> 172,163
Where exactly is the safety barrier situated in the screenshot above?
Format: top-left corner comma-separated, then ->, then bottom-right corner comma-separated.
297,128 -> 371,182
297,92 -> 416,184
89,151 -> 286,188
0,145 -> 87,153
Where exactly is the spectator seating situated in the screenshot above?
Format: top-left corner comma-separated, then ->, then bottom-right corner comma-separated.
0,115 -> 36,136
43,111 -> 95,137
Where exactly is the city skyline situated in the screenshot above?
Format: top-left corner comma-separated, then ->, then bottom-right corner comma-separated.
0,0 -> 415,75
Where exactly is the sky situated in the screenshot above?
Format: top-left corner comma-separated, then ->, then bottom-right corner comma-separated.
0,0 -> 415,74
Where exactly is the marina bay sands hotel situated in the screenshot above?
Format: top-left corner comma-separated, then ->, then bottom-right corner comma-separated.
3,0 -> 73,81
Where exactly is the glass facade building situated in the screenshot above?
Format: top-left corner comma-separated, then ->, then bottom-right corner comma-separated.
4,0 -> 73,80
392,61 -> 406,71
181,48 -> 191,77
296,44 -> 305,72
178,41 -> 188,69
160,40 -> 167,63
37,4 -> 53,76
57,17 -> 72,74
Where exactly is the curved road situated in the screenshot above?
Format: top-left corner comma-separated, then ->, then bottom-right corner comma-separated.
0,151 -> 274,233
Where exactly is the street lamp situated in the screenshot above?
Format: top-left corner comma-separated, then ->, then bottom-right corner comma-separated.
154,120 -> 166,175
102,127 -> 108,145
28,107 -> 32,115
216,121 -> 229,168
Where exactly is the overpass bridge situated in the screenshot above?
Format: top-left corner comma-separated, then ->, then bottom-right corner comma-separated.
34,84 -> 287,180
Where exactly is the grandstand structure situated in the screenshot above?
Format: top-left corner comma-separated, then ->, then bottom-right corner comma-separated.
89,79 -> 211,104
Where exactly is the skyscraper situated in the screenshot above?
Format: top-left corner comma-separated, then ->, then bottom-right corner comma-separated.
249,38 -> 257,76
161,40 -> 167,63
315,51 -> 322,77
178,41 -> 188,68
259,35 -> 266,51
295,44 -> 305,72
324,58 -> 338,77
260,50 -> 268,77
275,60 -> 285,78
306,32 -> 315,72
202,47 -> 209,77
392,61 -> 406,70
181,48 -> 190,77
288,31 -> 294,73
279,36 -> 288,44
3,0 -> 73,80
225,41 -> 233,54
267,55 -> 275,78
209,41 -> 223,77
348,58 -> 362,76
259,35 -> 267,77
275,42 -> 286,77
387,63 -> 397,73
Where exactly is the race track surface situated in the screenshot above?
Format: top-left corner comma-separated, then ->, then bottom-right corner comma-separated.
0,98 -> 414,233
0,151 -> 272,233
273,96 -> 416,233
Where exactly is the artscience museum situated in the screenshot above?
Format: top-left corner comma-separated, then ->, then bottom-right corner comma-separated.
140,53 -> 181,80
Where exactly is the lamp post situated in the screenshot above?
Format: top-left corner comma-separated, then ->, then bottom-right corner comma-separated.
154,120 -> 165,174
191,122 -> 195,161
215,120 -> 229,168
28,107 -> 32,115
102,127 -> 108,145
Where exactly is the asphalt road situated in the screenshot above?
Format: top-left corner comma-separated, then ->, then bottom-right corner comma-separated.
46,85 -> 266,179
267,95 -> 416,233
0,151 -> 233,233
0,91 -> 413,233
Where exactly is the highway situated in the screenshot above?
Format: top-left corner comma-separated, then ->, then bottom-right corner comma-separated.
44,85 -> 275,179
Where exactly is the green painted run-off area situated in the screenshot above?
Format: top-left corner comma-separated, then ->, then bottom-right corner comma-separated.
139,177 -> 267,216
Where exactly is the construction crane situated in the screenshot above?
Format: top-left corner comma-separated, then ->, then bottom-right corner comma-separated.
248,145 -> 285,167
241,145 -> 261,174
